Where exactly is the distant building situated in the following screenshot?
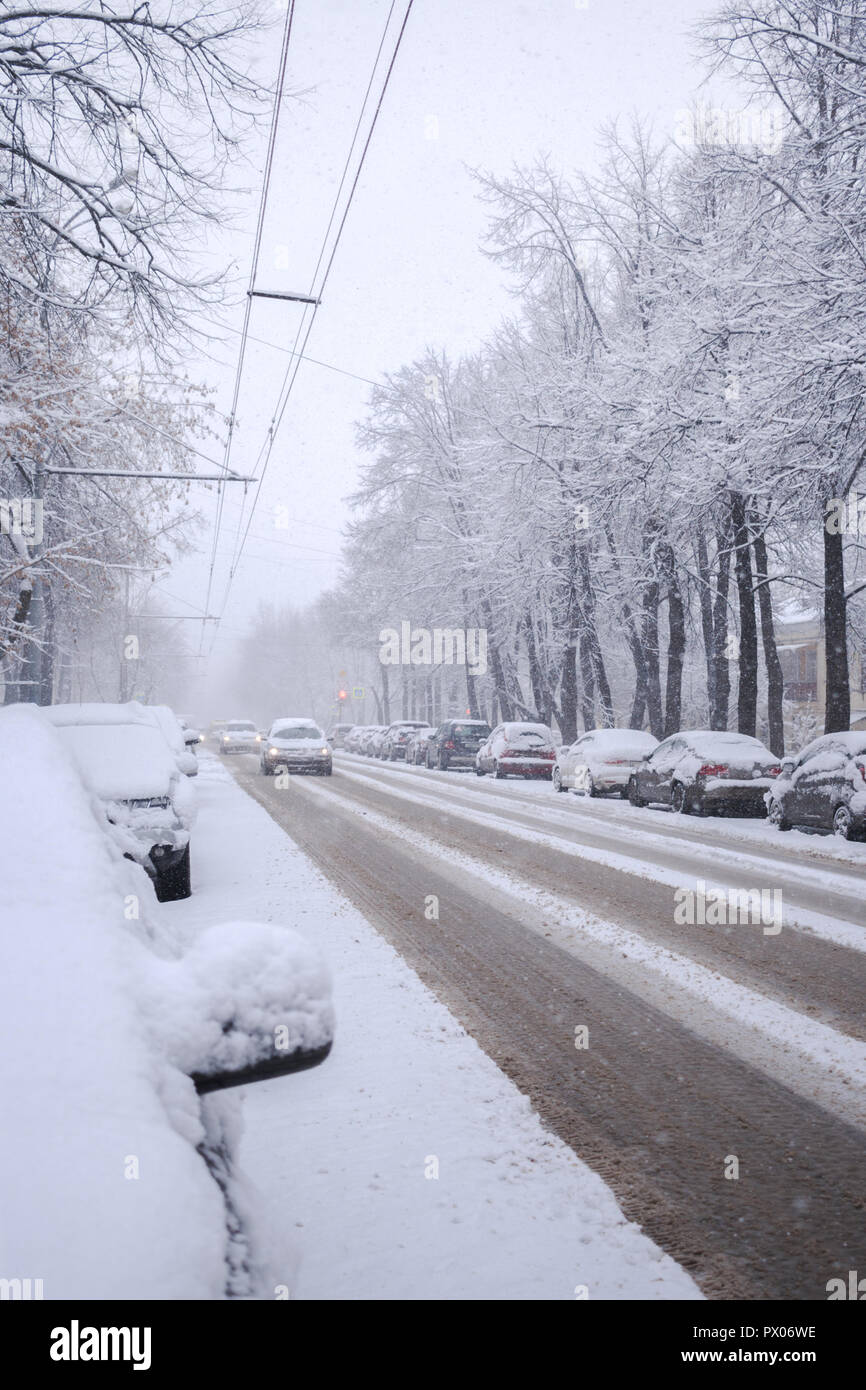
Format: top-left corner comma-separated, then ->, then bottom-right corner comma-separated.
775,607 -> 866,734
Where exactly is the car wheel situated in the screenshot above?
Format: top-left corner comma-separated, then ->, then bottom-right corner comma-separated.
438,753 -> 448,771
584,774 -> 596,798
552,767 -> 565,792
767,798 -> 790,832
493,760 -> 505,780
475,761 -> 485,776
154,845 -> 191,902
671,782 -> 692,814
833,805 -> 859,840
627,776 -> 646,808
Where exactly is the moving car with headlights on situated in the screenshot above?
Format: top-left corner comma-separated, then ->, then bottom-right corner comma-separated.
475,722 -> 556,779
219,719 -> 261,754
43,701 -> 196,900
380,720 -> 433,760
627,730 -> 780,816
766,732 -> 866,840
425,719 -> 492,770
260,718 -> 332,776
554,728 -> 658,796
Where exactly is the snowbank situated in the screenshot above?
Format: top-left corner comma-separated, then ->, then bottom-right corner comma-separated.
0,706 -> 228,1298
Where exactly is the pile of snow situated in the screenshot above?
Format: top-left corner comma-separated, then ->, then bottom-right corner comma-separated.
0,706 -> 227,1298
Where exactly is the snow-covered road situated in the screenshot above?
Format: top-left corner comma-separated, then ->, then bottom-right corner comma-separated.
223,748 -> 866,1299
162,754 -> 700,1299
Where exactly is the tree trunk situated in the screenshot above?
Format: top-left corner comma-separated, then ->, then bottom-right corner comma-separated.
642,580 -> 663,739
696,526 -> 716,725
558,641 -> 578,744
751,516 -> 784,756
658,540 -> 685,737
711,523 -> 732,730
577,544 -> 613,726
823,506 -> 850,733
731,492 -> 758,737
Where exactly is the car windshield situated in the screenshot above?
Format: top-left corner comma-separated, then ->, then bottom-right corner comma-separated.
227,722 -> 256,732
272,725 -> 323,741
453,723 -> 489,737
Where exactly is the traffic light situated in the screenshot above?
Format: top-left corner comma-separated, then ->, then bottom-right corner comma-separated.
338,689 -> 347,701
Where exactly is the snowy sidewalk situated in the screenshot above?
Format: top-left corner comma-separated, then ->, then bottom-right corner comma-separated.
160,755 -> 700,1300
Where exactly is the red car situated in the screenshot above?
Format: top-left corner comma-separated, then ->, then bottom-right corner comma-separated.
475,722 -> 557,779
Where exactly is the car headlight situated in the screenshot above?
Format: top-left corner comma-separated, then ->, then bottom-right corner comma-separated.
321,747 -> 330,755
269,747 -> 279,755
223,734 -> 229,741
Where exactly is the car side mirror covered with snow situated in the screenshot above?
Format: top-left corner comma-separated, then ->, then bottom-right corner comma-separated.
178,750 -> 199,777
150,922 -> 334,1095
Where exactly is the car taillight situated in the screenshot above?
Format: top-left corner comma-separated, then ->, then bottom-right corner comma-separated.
857,761 -> 866,784
543,750 -> 555,759
767,765 -> 781,777
445,740 -> 455,749
697,763 -> 728,777
606,758 -> 628,765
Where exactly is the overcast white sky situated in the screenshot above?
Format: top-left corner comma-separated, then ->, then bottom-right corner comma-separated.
164,0 -> 731,693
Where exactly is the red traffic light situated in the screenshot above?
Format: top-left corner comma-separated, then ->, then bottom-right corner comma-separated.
338,690 -> 347,701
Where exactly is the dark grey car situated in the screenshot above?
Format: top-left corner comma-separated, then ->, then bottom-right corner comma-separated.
766,732 -> 866,840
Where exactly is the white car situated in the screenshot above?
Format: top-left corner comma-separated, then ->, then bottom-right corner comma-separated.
553,728 -> 659,796
43,702 -> 196,900
261,718 -> 332,776
219,719 -> 262,754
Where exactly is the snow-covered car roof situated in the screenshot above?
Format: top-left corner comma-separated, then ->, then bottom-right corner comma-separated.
43,700 -> 156,728
579,729 -> 658,748
674,731 -> 773,756
500,722 -> 555,738
54,721 -> 179,801
795,731 -> 866,761
270,716 -> 318,728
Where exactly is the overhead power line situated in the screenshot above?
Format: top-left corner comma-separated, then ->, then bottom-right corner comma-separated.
209,0 -> 415,653
199,0 -> 298,652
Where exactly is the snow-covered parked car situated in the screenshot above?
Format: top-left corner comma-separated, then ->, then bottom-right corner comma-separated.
426,719 -> 492,770
366,725 -> 390,758
344,725 -> 371,753
627,730 -> 781,816
260,717 -> 332,776
406,725 -> 437,765
475,722 -> 557,779
44,701 -> 197,900
553,728 -> 659,796
219,719 -> 261,754
0,704 -> 334,1299
326,723 -> 355,749
380,720 -> 433,761
766,732 -> 866,841
147,703 -> 200,777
